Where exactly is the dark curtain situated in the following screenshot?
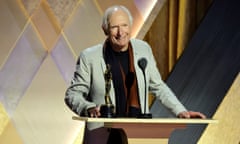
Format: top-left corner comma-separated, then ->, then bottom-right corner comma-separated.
150,0 -> 240,143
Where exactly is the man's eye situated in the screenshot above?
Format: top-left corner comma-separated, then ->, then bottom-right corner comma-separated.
110,26 -> 118,29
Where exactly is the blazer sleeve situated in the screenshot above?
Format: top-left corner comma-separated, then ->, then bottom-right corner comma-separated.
65,52 -> 96,116
146,44 -> 188,116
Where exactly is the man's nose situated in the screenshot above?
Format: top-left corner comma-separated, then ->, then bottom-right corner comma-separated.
117,27 -> 123,35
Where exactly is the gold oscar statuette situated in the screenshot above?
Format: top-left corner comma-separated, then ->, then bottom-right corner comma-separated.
100,64 -> 116,118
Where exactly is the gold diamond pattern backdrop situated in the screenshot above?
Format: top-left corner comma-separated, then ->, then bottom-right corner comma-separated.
0,0 -> 157,143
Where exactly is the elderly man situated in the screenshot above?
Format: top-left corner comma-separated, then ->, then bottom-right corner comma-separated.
65,5 -> 206,144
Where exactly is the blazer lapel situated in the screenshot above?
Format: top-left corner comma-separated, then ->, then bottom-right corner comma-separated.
131,40 -> 146,111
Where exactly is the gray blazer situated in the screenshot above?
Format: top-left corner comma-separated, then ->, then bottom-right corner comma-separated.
65,39 -> 187,130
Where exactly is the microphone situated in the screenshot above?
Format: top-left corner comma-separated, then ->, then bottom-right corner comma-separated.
137,58 -> 152,119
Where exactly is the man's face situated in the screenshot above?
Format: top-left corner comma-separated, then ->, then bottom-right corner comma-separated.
107,10 -> 131,52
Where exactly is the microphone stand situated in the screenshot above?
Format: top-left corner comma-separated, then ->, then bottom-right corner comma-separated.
137,58 -> 152,119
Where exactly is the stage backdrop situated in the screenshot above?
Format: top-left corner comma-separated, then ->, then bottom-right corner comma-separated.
0,0 -> 213,143
0,0 -> 157,143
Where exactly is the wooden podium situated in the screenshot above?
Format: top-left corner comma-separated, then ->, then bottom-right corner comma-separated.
73,116 -> 217,144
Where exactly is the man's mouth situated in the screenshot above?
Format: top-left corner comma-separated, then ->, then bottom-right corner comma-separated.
116,36 -> 125,40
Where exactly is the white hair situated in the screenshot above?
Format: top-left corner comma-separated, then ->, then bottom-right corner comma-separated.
102,5 -> 133,35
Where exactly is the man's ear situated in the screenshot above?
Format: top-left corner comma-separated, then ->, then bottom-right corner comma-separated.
102,27 -> 109,35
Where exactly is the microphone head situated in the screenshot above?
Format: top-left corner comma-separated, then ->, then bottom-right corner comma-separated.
138,58 -> 147,70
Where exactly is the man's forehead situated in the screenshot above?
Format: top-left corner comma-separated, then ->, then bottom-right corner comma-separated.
109,10 -> 129,22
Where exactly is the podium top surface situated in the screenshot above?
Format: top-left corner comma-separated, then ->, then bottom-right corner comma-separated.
72,116 -> 218,124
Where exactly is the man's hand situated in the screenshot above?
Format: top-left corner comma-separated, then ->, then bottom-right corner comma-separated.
87,106 -> 101,118
178,111 -> 206,119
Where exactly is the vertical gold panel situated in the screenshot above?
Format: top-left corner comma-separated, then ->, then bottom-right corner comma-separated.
168,0 -> 178,72
144,2 -> 169,79
177,0 -> 188,58
198,73 -> 240,144
143,0 -> 169,107
177,0 -> 196,58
